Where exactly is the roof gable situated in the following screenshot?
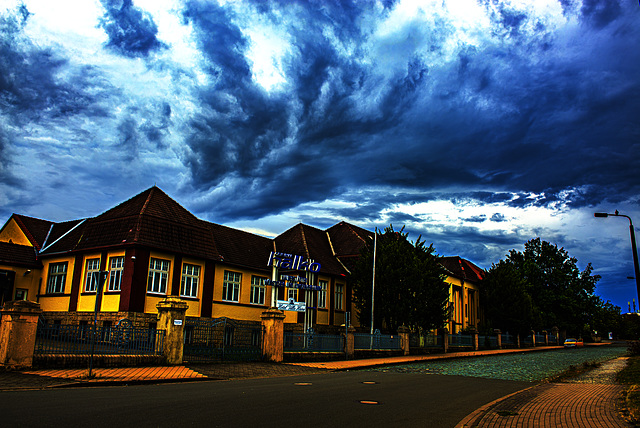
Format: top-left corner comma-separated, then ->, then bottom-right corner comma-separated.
1,214 -> 55,250
440,256 -> 485,282
40,187 -> 219,260
275,224 -> 347,275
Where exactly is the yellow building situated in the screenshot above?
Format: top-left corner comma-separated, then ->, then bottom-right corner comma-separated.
440,256 -> 484,333
0,186 -> 484,333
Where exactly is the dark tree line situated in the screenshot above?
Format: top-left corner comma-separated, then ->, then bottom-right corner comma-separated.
481,238 -> 621,338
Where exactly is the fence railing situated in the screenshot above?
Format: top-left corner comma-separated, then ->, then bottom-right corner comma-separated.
409,332 -> 441,348
535,333 -> 547,345
354,331 -> 401,350
284,331 -> 344,352
479,335 -> 498,349
448,333 -> 473,347
35,324 -> 164,355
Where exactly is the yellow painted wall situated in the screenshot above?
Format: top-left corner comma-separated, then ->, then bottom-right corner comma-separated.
39,257 -> 76,312
0,263 -> 40,303
0,218 -> 33,246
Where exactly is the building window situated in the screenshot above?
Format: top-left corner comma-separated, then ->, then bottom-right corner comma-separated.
318,280 -> 327,308
181,263 -> 200,298
108,256 -> 124,291
46,262 -> 68,294
222,271 -> 241,302
147,258 -> 170,294
84,258 -> 101,292
250,276 -> 266,305
335,283 -> 344,311
287,287 -> 297,301
15,288 -> 27,300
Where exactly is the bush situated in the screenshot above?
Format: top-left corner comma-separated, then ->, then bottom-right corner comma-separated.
628,341 -> 640,356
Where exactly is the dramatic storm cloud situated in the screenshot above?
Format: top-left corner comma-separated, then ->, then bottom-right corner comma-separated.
1,0 -> 639,310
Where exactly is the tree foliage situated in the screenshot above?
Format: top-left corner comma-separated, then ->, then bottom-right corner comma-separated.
481,260 -> 536,336
481,238 -> 616,336
351,225 -> 450,332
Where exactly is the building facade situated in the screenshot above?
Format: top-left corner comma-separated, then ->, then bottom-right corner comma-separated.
0,187 -> 483,333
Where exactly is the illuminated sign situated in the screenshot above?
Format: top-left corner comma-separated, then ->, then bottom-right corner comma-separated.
277,298 -> 306,312
267,252 -> 321,273
264,276 -> 321,291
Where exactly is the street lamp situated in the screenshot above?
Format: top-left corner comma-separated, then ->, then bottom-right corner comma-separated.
594,211 -> 640,304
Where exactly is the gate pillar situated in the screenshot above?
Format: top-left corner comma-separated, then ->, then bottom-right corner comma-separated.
0,300 -> 42,369
398,326 -> 410,356
157,296 -> 188,365
261,308 -> 285,362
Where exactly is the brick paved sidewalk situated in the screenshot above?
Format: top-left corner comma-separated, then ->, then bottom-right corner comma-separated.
456,357 -> 632,428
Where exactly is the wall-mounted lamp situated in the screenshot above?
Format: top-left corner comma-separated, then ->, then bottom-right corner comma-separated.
131,256 -> 136,260
23,269 -> 31,276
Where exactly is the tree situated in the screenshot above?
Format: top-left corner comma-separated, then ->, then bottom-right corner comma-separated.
351,225 -> 450,332
503,238 -> 601,334
480,260 -> 537,337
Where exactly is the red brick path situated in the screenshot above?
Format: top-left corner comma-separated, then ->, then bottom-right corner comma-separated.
457,383 -> 630,427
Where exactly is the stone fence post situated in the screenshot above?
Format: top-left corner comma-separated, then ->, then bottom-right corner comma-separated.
344,326 -> 356,359
0,300 -> 42,369
471,329 -> 479,351
494,329 -> 502,349
441,328 -> 449,353
398,326 -> 410,356
543,330 -> 549,346
531,330 -> 536,347
157,296 -> 188,365
551,327 -> 560,345
261,308 -> 286,362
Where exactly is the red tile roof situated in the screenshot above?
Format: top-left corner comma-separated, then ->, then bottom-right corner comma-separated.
275,224 -> 348,276
440,256 -> 486,282
207,222 -> 273,270
39,187 -> 219,260
0,242 -> 41,268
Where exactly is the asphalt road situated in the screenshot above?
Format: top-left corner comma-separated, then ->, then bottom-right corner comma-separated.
0,371 -> 531,427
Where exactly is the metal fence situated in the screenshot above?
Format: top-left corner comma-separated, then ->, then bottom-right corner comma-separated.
479,335 -> 498,349
35,323 -> 164,355
183,317 -> 262,362
535,333 -> 547,345
284,329 -> 344,352
448,333 -> 473,348
354,330 -> 401,350
409,332 -> 441,348
501,333 -> 517,347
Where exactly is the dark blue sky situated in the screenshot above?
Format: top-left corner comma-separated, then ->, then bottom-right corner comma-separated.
1,0 -> 639,311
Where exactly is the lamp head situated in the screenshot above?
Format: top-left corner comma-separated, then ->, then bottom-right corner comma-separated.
594,213 -> 609,218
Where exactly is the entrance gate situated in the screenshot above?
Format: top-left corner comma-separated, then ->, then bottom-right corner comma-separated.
183,317 -> 262,363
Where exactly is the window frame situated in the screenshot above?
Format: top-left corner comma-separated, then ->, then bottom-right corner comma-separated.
222,270 -> 241,302
46,262 -> 68,294
108,256 -> 124,292
147,258 -> 170,295
317,280 -> 328,309
334,283 -> 344,311
250,275 -> 267,305
84,258 -> 101,293
180,263 -> 201,298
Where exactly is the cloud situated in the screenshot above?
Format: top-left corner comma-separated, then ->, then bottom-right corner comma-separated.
99,0 -> 167,57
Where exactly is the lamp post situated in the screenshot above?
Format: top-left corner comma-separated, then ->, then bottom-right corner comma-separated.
594,211 -> 640,303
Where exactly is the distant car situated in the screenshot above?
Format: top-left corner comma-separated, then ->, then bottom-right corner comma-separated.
564,338 -> 584,348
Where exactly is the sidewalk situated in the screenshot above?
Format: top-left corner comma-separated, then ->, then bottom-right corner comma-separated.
455,357 -> 631,427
